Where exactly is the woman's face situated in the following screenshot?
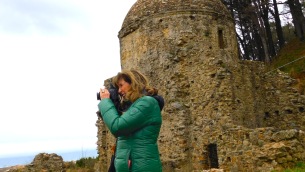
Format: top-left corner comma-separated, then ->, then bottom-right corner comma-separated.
118,78 -> 131,98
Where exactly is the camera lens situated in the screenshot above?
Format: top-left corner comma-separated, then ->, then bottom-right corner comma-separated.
97,92 -> 101,100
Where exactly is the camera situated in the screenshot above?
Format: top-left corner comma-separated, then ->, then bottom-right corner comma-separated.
97,83 -> 131,114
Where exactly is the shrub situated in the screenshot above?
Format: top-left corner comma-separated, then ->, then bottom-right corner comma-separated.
65,156 -> 98,172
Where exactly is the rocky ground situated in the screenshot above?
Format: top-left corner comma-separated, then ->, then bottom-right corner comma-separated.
0,167 -> 10,172
0,165 -> 25,172
0,153 -> 63,172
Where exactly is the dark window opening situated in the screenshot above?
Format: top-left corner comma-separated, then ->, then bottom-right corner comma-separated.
207,143 -> 219,168
246,133 -> 250,139
299,107 -> 304,113
264,112 -> 270,120
218,29 -> 224,49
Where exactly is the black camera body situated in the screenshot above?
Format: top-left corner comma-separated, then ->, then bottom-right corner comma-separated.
97,84 -> 131,114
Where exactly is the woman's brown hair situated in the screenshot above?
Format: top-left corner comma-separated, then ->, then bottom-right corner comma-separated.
112,69 -> 158,102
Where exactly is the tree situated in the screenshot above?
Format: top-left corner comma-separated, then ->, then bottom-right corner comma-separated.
287,0 -> 305,41
270,0 -> 286,49
221,0 -> 302,61
258,0 -> 276,61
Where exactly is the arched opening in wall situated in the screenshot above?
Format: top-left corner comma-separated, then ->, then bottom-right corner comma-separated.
207,143 -> 219,168
218,29 -> 224,49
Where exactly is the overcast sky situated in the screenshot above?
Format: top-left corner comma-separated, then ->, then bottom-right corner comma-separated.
0,0 -> 137,157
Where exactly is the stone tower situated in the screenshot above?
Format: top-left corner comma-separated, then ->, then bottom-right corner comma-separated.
95,0 -> 305,171
119,0 -> 239,70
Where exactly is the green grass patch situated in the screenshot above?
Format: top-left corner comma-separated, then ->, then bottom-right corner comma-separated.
268,38 -> 305,94
272,162 -> 305,172
283,161 -> 305,172
65,156 -> 98,172
270,38 -> 305,74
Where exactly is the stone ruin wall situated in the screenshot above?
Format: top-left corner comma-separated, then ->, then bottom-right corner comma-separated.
95,61 -> 305,172
95,0 -> 305,171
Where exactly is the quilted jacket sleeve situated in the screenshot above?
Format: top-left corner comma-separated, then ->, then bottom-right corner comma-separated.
98,96 -> 157,137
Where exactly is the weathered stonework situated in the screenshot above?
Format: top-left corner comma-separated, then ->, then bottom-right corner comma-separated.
24,153 -> 64,172
95,0 -> 305,171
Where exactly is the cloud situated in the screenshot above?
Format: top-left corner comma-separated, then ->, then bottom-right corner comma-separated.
0,0 -> 137,157
0,0 -> 88,35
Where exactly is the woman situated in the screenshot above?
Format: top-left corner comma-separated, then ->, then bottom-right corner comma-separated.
98,69 -> 164,172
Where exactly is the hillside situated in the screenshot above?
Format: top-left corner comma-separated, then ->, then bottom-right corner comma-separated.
269,38 -> 305,95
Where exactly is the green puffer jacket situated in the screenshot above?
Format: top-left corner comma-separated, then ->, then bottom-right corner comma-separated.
98,96 -> 163,172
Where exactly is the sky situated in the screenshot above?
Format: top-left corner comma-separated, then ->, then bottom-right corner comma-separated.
0,0 -> 137,158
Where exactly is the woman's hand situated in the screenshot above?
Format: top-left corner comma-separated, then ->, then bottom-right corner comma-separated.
100,88 -> 110,99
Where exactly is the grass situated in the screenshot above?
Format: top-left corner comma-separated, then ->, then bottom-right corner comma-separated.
268,38 -> 305,94
65,156 -> 98,172
272,162 -> 305,172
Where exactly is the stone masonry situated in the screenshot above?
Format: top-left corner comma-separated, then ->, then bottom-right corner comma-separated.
95,0 -> 305,171
24,153 -> 64,172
